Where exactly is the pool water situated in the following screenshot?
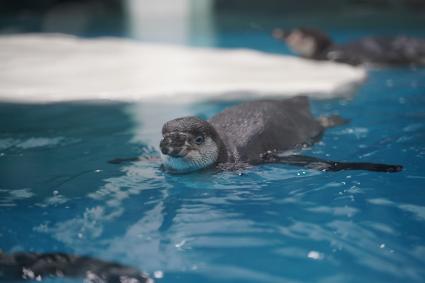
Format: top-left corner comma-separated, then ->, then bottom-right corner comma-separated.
1,34 -> 425,282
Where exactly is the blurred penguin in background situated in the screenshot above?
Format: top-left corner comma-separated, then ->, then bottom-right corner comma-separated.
273,27 -> 425,67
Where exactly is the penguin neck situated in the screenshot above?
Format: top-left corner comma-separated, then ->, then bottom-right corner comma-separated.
311,42 -> 334,60
208,126 -> 232,165
300,35 -> 334,60
215,135 -> 231,164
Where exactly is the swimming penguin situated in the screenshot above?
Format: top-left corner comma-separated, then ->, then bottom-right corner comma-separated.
0,251 -> 152,283
272,27 -> 425,66
159,96 -> 402,173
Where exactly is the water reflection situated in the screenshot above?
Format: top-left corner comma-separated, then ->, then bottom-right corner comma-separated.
125,0 -> 215,45
0,188 -> 34,207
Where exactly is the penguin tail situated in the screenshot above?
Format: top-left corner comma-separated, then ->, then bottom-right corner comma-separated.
318,115 -> 349,128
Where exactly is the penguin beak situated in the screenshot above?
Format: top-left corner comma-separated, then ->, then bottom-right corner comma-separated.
272,28 -> 290,40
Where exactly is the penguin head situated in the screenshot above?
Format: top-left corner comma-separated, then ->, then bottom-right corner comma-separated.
160,117 -> 223,173
273,27 -> 332,58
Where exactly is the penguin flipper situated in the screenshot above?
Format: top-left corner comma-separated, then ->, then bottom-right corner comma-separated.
108,156 -> 161,165
260,153 -> 402,173
318,115 -> 349,128
108,157 -> 141,164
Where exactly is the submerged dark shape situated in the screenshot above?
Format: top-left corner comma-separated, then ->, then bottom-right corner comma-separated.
0,251 -> 152,283
159,96 -> 402,173
272,27 -> 425,66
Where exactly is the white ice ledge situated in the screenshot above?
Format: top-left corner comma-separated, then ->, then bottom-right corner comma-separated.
0,34 -> 366,103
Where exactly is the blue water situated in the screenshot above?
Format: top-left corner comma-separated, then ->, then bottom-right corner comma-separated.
1,32 -> 425,283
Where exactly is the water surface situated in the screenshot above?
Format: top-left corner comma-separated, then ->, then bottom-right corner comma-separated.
1,36 -> 425,283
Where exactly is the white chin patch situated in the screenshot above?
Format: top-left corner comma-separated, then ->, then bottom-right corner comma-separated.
161,155 -> 202,173
287,32 -> 316,57
297,39 -> 316,57
161,137 -> 219,173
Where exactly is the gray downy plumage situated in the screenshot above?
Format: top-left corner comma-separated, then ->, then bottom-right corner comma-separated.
208,96 -> 324,164
159,96 -> 402,173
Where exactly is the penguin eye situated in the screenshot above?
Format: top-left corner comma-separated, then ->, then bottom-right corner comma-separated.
194,136 -> 204,145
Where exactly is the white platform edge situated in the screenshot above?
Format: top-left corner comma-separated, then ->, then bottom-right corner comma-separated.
0,34 -> 367,104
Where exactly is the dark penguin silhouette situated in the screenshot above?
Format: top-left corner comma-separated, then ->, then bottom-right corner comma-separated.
0,251 -> 152,283
273,27 -> 425,66
159,96 -> 402,173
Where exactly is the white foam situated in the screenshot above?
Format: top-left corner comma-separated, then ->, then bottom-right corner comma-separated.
0,34 -> 366,103
307,250 -> 323,260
